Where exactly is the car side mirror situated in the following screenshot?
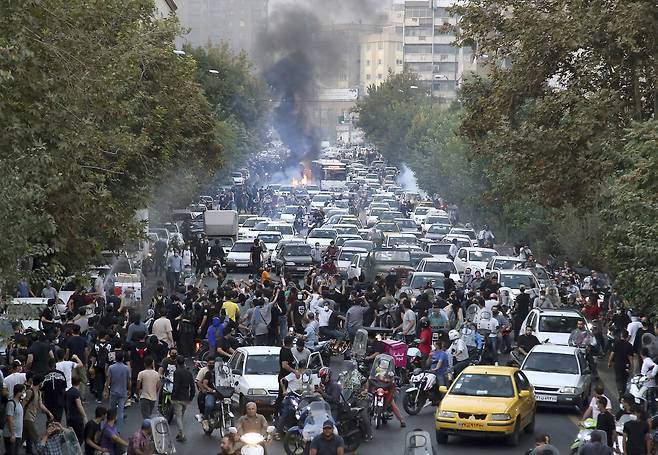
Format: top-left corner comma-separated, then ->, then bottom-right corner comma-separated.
519,390 -> 531,398
438,385 -> 448,394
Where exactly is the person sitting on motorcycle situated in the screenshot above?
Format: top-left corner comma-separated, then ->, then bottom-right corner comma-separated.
515,325 -> 540,360
430,340 -> 449,387
311,243 -> 322,265
207,317 -> 226,358
368,366 -> 406,428
216,326 -> 239,362
582,296 -> 602,321
318,303 -> 345,342
639,347 -> 658,415
200,356 -> 217,431
448,329 -> 470,376
236,402 -> 269,437
569,319 -> 594,348
317,367 -> 342,418
418,317 -> 433,361
209,239 -> 226,265
323,241 -> 339,263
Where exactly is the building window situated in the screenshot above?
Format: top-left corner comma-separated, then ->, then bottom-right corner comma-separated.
405,26 -> 432,37
378,59 -> 382,65
366,59 -> 370,65
366,74 -> 371,80
378,42 -> 383,50
405,62 -> 432,73
396,59 -> 403,65
377,73 -> 382,79
406,7 -> 431,18
434,44 -> 458,54
433,62 -> 457,73
404,44 -> 432,54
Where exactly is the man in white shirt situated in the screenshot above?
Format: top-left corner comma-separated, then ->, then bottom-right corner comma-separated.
448,240 -> 459,260
640,347 -> 658,414
397,300 -> 417,344
627,316 -> 643,346
152,312 -> 174,347
581,384 -> 612,421
55,350 -> 83,390
2,361 -> 27,397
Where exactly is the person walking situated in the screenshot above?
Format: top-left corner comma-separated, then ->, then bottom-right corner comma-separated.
136,357 -> 160,420
42,358 -> 67,422
23,375 -> 54,455
99,409 -> 129,455
171,355 -> 195,442
65,376 -> 87,444
3,383 -> 25,455
608,329 -> 634,397
83,406 -> 108,455
105,351 -> 130,430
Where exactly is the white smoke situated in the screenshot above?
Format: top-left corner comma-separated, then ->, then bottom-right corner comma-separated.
398,163 -> 426,197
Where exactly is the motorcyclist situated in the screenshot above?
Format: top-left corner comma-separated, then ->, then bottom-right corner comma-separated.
206,317 -> 225,357
199,356 -> 217,431
448,329 -> 470,376
311,243 -> 322,265
368,364 -> 406,428
316,367 -> 341,418
476,309 -> 499,363
569,319 -> 597,375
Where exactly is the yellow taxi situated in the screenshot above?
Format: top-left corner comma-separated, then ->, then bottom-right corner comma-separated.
435,365 -> 536,446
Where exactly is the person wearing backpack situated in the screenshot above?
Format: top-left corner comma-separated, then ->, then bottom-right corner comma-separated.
3,383 -> 25,455
91,331 -> 113,404
23,374 -> 53,455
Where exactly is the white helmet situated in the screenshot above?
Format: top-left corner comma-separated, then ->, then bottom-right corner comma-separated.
448,329 -> 460,341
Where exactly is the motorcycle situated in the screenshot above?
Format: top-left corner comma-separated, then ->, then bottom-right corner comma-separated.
158,376 -> 174,423
283,400 -> 334,455
403,369 -> 442,415
335,394 -> 368,453
626,374 -> 656,410
569,418 -> 606,454
238,427 -> 276,455
368,354 -> 396,429
201,363 -> 235,436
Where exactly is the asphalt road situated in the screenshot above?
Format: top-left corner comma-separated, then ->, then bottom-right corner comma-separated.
104,270 -> 617,455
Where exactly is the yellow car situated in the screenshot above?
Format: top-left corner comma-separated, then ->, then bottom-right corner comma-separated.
435,365 -> 536,446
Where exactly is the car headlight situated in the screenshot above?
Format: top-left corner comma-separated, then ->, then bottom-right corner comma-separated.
438,410 -> 456,418
490,413 -> 512,421
247,388 -> 268,396
559,386 -> 579,394
285,262 -> 296,266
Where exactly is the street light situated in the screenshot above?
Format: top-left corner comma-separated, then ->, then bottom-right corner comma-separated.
173,49 -> 186,56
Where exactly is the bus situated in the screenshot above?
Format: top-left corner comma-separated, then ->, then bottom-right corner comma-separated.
311,159 -> 347,191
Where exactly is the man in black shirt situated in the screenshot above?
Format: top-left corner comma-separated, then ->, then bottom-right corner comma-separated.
42,358 -> 67,422
275,336 -> 298,414
172,356 -> 195,442
512,287 -> 531,338
516,326 -> 540,357
250,239 -> 265,274
216,328 -> 239,362
443,271 -> 456,296
623,407 -> 650,455
65,376 -> 87,443
209,239 -> 225,264
27,331 -> 53,377
594,396 -> 616,449
40,299 -> 57,333
196,235 -> 209,276
309,420 -> 345,455
84,406 -> 107,455
608,329 -> 634,397
288,295 -> 306,334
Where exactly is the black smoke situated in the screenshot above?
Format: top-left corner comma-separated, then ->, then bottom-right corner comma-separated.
258,0 -> 388,165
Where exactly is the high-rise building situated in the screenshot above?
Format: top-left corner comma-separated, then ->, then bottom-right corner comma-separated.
176,0 -> 268,56
360,25 -> 403,90
402,0 -> 476,101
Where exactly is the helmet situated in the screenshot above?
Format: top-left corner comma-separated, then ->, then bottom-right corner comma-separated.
420,317 -> 430,329
318,367 -> 331,382
448,329 -> 460,341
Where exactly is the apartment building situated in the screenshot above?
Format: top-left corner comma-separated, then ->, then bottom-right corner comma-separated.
402,0 -> 476,101
360,25 -> 403,90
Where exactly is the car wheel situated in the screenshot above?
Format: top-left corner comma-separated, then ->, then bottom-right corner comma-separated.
435,431 -> 448,444
524,412 -> 535,434
507,420 -> 520,447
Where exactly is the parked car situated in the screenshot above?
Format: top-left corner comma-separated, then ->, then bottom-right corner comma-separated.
453,247 -> 499,274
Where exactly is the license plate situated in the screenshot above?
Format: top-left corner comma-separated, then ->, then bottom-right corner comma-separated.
236,263 -> 248,267
223,398 -> 232,404
457,421 -> 484,429
535,394 -> 557,402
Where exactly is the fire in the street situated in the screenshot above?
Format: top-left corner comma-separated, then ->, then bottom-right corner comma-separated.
291,169 -> 311,186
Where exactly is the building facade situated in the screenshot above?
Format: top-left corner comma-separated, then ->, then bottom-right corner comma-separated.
154,0 -> 177,18
176,0 -> 268,56
402,0 -> 476,101
360,25 -> 403,90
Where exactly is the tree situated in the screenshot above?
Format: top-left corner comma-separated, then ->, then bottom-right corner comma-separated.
602,121 -> 658,312
0,0 -> 223,289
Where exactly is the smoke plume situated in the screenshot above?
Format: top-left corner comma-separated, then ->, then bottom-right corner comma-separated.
259,0 -> 389,166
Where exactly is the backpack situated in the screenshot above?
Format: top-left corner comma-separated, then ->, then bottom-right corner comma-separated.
428,308 -> 448,330
94,342 -> 110,367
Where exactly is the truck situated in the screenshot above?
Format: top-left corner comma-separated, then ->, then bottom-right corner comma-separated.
204,210 -> 239,250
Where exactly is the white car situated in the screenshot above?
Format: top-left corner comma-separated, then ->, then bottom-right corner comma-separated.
519,309 -> 593,346
492,270 -> 540,298
279,206 -> 301,224
256,232 -> 283,254
448,227 -> 478,244
453,247 -> 498,274
306,228 -> 338,249
310,194 -> 332,209
410,206 -> 432,225
424,224 -> 451,241
238,217 -> 270,239
416,257 -> 461,283
225,240 -> 255,271
366,208 -> 388,227
401,272 -> 446,297
384,233 -> 418,248
521,344 -> 593,411
421,213 -> 451,233
227,346 -> 323,413
442,234 -> 474,249
485,255 -> 525,273
265,223 -> 295,240
336,247 -> 368,276
305,185 -> 320,196
420,241 -> 452,260
231,171 -> 245,186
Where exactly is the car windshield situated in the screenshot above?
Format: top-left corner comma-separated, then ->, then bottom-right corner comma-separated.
217,238 -> 234,247
539,316 -> 584,333
245,354 -> 279,375
469,251 -> 496,262
258,234 -> 282,243
428,244 -> 451,255
493,259 -> 523,270
410,276 -> 444,290
338,250 -> 359,262
310,229 -> 337,239
498,273 -> 536,289
375,223 -> 399,232
380,212 -> 402,221
452,229 -> 476,239
313,195 -> 332,202
450,373 -> 514,398
426,216 -> 450,225
267,225 -> 293,235
232,243 -> 253,253
282,207 -> 299,214
343,241 -> 373,251
242,218 -> 262,228
428,225 -> 450,234
374,251 -> 411,262
524,352 -> 579,375
231,172 -> 242,178
532,267 -> 550,280
370,208 -> 386,216
422,262 -> 456,274
335,226 -> 358,234
415,207 -> 430,215
253,222 -> 270,231
306,185 -> 319,191
395,219 -> 416,228
284,246 -> 311,257
389,236 -> 416,246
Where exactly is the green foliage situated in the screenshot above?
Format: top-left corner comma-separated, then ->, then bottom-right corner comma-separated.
0,0 -> 222,289
602,121 -> 658,311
